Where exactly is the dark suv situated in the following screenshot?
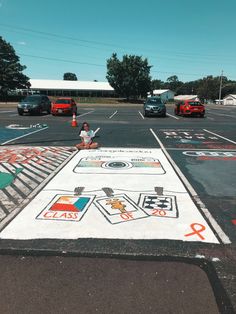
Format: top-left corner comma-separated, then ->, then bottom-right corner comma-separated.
17,95 -> 51,115
143,96 -> 166,117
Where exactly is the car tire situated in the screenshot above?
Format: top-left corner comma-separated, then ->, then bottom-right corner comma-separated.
38,107 -> 43,115
200,114 -> 205,118
144,111 -> 148,117
18,110 -> 23,116
162,113 -> 166,117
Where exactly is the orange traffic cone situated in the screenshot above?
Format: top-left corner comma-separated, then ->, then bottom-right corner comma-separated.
71,112 -> 78,127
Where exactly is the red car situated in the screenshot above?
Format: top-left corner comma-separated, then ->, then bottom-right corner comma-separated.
174,100 -> 205,117
51,97 -> 77,115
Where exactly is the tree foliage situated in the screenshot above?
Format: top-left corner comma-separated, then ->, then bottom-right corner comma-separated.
151,75 -> 236,100
151,79 -> 165,90
165,75 -> 183,92
106,53 -> 152,99
63,72 -> 78,80
0,36 -> 30,95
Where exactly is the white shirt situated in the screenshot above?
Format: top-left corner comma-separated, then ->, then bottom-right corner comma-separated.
80,130 -> 95,144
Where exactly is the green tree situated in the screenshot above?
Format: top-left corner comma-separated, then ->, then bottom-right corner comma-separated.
222,82 -> 236,98
0,36 -> 30,95
106,53 -> 152,99
176,80 -> 199,95
151,79 -> 165,90
165,75 -> 183,92
196,76 -> 225,100
63,72 -> 78,80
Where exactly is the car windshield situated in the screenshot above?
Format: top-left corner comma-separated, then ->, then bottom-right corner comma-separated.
23,96 -> 41,103
147,98 -> 162,105
55,99 -> 71,104
188,102 -> 202,106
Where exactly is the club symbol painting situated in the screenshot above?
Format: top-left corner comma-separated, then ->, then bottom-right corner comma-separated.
36,194 -> 95,222
138,194 -> 178,218
95,194 -> 148,224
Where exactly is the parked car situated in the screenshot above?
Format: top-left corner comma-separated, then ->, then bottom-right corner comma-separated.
17,95 -> 51,115
51,97 -> 77,116
143,96 -> 166,117
174,100 -> 205,117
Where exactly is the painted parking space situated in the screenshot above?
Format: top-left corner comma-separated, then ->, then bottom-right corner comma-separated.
0,146 -> 75,222
151,127 -> 236,243
166,149 -> 236,242
156,128 -> 236,150
0,124 -> 48,145
0,147 -> 223,243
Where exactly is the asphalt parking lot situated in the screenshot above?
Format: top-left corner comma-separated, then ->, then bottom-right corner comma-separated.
0,102 -> 236,313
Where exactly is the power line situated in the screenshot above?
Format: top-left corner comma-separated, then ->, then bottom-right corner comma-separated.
1,22 -> 236,61
18,53 -> 228,78
18,53 -> 105,67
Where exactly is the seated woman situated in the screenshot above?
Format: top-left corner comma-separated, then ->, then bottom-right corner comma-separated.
76,122 -> 99,150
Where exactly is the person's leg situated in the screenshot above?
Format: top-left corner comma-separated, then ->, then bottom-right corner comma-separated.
75,142 -> 86,150
89,142 -> 99,149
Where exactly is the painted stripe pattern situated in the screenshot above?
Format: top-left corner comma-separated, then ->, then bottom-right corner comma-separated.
0,146 -> 75,221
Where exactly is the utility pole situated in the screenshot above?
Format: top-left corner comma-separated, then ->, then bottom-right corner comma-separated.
218,70 -> 223,105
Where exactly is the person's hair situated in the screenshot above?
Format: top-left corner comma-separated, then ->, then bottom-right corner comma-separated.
80,121 -> 90,133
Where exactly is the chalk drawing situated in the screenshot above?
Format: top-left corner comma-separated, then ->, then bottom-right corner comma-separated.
183,151 -> 236,160
184,223 -> 206,241
0,168 -> 23,189
0,148 -> 221,243
6,124 -> 47,130
0,147 -> 71,164
36,194 -> 95,222
138,194 -> 178,218
95,194 -> 148,224
74,155 -> 165,175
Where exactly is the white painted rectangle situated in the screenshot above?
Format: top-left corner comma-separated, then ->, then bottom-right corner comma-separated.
0,148 -> 220,243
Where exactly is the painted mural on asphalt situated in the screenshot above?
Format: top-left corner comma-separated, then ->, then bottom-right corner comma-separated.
0,148 -> 223,244
0,146 -> 75,221
158,129 -> 236,149
0,124 -> 47,145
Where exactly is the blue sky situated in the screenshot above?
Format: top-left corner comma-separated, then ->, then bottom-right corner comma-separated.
0,0 -> 235,82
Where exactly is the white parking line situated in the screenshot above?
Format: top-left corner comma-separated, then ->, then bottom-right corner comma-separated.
149,128 -> 231,244
0,110 -> 15,113
77,110 -> 94,118
206,117 -> 215,121
108,111 -> 118,119
1,127 -> 49,146
138,111 -> 145,119
166,113 -> 179,120
204,129 -> 236,145
209,112 -> 236,118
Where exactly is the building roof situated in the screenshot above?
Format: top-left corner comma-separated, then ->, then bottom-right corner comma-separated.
223,94 -> 236,99
29,79 -> 114,91
152,89 -> 173,94
174,95 -> 198,100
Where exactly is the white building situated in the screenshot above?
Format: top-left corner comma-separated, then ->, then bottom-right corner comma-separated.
174,95 -> 199,102
148,89 -> 175,102
28,79 -> 114,97
223,94 -> 236,106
